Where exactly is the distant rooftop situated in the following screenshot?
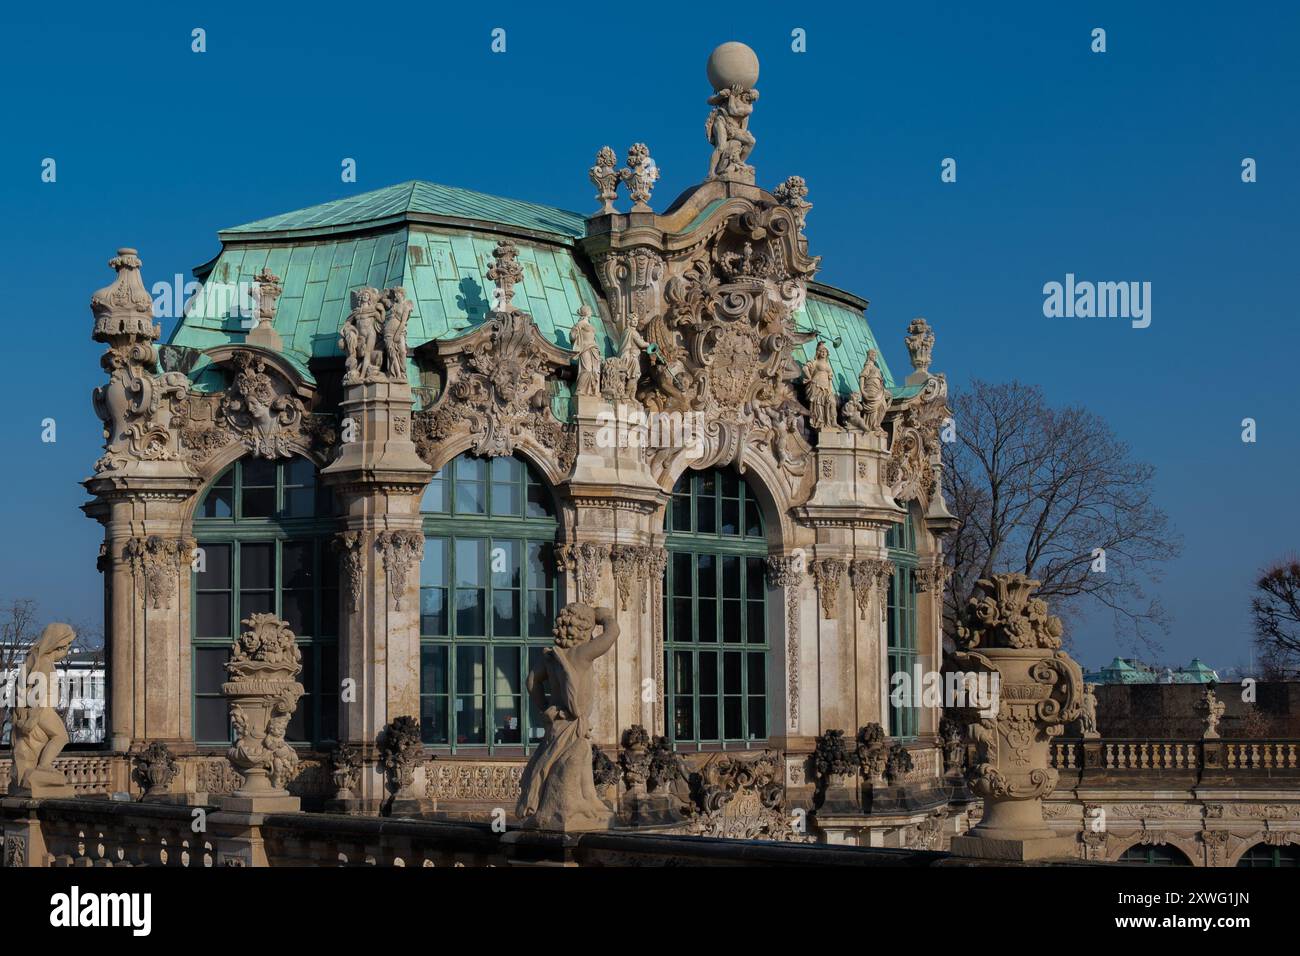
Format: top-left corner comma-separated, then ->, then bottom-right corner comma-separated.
1085,657 -> 1220,685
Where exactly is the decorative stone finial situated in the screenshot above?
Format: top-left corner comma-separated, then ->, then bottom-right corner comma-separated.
91,248 -> 159,342
705,42 -> 760,183
774,175 -> 812,236
488,240 -> 524,312
620,143 -> 659,210
247,267 -> 284,350
904,317 -> 935,377
590,146 -> 620,214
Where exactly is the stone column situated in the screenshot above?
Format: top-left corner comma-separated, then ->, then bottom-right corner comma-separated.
947,573 -> 1084,861
322,378 -> 432,812
82,248 -> 202,752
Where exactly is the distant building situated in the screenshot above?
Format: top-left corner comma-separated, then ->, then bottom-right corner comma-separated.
1,648 -> 106,745
1085,656 -> 1218,685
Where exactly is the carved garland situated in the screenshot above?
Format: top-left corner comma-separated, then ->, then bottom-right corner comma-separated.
556,542 -> 611,605
810,557 -> 846,620
333,532 -> 366,614
375,531 -> 423,611
766,556 -> 803,732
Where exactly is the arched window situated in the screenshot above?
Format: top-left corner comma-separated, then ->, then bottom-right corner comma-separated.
419,453 -> 559,751
886,508 -> 919,738
664,468 -> 768,747
1117,844 -> 1192,866
1237,843 -> 1300,867
192,457 -> 338,747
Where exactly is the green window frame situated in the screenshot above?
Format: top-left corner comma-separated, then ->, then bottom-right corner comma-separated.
1236,843 -> 1300,867
664,468 -> 768,749
1117,844 -> 1192,866
887,509 -> 920,739
419,454 -> 559,753
192,457 -> 339,748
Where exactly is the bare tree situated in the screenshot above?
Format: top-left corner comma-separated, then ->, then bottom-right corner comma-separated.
942,381 -> 1180,653
0,598 -> 41,744
1250,558 -> 1300,679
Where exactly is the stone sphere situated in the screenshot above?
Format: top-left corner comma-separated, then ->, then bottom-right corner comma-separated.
707,41 -> 759,91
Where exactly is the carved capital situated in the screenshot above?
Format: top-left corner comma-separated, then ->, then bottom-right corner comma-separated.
123,535 -> 195,611
556,542 -> 610,605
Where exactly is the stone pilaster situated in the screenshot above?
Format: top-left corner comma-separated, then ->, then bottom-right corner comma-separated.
561,394 -> 668,747
321,378 -> 432,811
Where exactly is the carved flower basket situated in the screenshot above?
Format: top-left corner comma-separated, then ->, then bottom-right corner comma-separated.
222,615 -> 305,798
949,575 -> 1084,845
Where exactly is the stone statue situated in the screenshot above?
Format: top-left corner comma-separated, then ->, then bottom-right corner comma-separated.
841,350 -> 889,435
516,604 -> 621,831
571,306 -> 601,398
1198,686 -> 1226,739
589,146 -> 620,214
601,319 -> 648,402
9,623 -> 77,796
381,286 -> 413,383
858,350 -> 889,432
802,341 -> 836,431
340,287 -> 383,384
703,42 -> 761,183
1079,683 -> 1100,738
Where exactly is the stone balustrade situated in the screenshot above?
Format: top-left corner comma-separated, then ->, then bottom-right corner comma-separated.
1049,737 -> 1300,773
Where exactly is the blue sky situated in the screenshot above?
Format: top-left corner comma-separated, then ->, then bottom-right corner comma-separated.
0,1 -> 1295,673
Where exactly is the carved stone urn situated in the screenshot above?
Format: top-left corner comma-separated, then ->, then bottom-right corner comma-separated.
946,574 -> 1083,861
220,614 -> 304,812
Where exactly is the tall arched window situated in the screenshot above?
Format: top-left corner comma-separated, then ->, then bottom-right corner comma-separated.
887,507 -> 919,738
192,457 -> 338,747
419,453 -> 559,751
664,468 -> 768,748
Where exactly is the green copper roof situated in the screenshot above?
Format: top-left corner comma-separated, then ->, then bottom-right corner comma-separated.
221,181 -> 587,243
169,226 -> 606,365
172,183 -> 896,399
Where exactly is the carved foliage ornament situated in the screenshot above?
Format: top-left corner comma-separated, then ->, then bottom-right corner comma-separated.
610,545 -> 665,613
848,558 -> 892,619
376,530 -> 423,611
556,542 -> 611,606
124,535 -> 195,611
181,351 -> 336,463
413,242 -> 576,474
630,201 -> 819,498
766,555 -> 803,731
811,557 -> 846,619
